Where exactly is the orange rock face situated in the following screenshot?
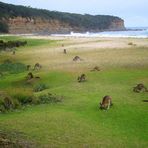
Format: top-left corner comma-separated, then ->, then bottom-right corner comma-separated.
4,17 -> 125,34
7,17 -> 72,34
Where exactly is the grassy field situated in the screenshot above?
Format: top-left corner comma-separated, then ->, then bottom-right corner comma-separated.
0,35 -> 148,147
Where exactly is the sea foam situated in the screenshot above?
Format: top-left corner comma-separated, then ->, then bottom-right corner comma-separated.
51,27 -> 148,38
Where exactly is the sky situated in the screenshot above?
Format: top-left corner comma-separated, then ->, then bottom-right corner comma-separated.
1,0 -> 148,27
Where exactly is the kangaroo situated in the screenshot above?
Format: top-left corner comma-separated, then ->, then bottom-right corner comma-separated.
73,56 -> 83,61
77,74 -> 86,82
91,66 -> 100,72
63,49 -> 67,54
100,96 -> 113,110
133,83 -> 148,93
27,72 -> 34,80
26,65 -> 31,71
34,63 -> 42,70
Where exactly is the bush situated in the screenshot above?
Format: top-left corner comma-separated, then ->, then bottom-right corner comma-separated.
34,83 -> 48,92
3,97 -> 14,109
0,21 -> 8,33
0,40 -> 27,50
13,93 -> 34,105
38,93 -> 63,104
0,95 -> 15,112
0,103 -> 5,112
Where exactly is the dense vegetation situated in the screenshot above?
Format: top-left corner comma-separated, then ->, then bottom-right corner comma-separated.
0,1 -> 124,33
0,40 -> 27,50
0,21 -> 8,33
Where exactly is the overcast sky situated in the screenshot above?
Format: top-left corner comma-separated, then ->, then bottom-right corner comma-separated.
1,0 -> 148,27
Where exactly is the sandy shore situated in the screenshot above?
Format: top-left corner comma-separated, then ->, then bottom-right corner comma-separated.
23,35 -> 148,49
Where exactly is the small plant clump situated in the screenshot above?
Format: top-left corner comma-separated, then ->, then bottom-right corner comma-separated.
38,93 -> 63,104
0,91 -> 63,113
13,93 -> 35,105
34,83 -> 48,92
0,91 -> 36,113
0,93 -> 17,112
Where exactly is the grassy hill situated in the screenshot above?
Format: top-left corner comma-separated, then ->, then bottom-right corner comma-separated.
0,35 -> 148,147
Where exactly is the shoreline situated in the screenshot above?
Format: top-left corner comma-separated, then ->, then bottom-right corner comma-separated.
0,32 -> 148,39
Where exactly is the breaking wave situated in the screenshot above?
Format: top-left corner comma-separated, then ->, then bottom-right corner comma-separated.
51,27 -> 148,38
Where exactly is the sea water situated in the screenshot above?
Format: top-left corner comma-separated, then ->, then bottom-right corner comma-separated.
52,27 -> 148,38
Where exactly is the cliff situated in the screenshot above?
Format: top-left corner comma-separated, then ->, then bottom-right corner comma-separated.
5,17 -> 72,34
0,2 -> 125,34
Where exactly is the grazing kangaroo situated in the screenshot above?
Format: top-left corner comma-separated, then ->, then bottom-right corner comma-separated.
100,96 -> 113,110
133,83 -> 148,93
73,56 -> 83,61
26,65 -> 31,71
34,63 -> 42,70
27,72 -> 34,80
77,74 -> 86,82
91,66 -> 100,72
63,49 -> 67,54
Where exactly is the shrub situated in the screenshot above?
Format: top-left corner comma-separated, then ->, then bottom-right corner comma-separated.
0,99 -> 6,112
0,103 -> 5,112
0,95 -> 14,112
0,90 -> 41,113
3,97 -> 14,109
38,93 -> 63,104
13,93 -> 34,105
34,83 -> 48,92
0,21 -> 8,33
0,40 -> 27,50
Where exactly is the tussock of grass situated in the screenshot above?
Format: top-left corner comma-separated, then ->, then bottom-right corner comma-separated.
34,83 -> 48,92
38,93 -> 63,104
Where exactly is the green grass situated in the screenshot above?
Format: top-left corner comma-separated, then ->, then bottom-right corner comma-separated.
0,35 -> 58,48
0,69 -> 147,147
0,36 -> 148,147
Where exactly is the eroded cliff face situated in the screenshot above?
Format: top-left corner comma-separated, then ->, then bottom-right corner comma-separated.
4,17 -> 125,34
109,19 -> 125,31
5,17 -> 72,34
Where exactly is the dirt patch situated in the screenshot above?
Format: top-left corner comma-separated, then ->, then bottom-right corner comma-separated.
0,130 -> 37,148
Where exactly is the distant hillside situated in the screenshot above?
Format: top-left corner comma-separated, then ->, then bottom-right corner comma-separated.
0,1 -> 125,34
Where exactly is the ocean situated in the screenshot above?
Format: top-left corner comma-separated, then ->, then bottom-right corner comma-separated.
51,27 -> 148,38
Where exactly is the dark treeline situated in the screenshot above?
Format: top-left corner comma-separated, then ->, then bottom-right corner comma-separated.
0,40 -> 27,50
0,1 -> 124,33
